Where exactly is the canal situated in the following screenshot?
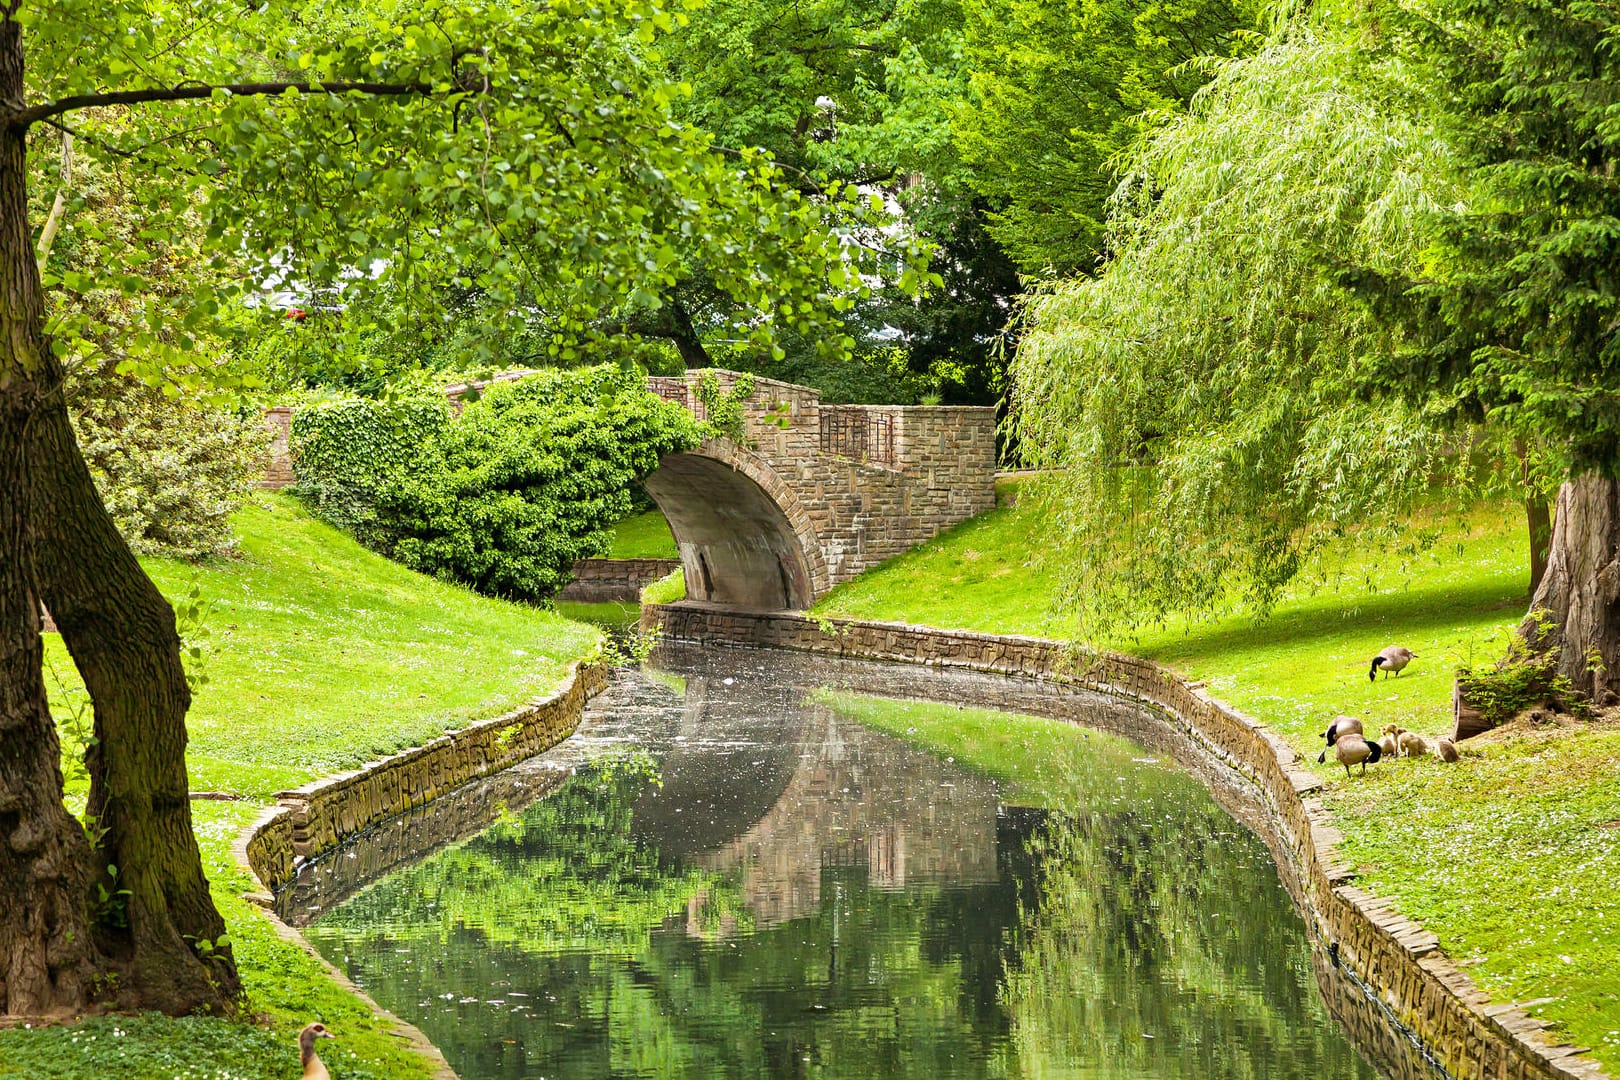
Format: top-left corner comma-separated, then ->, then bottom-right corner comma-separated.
288,645 -> 1396,1079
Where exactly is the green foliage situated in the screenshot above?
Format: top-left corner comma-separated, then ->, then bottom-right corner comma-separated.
692,370 -> 755,443
1007,12 -> 1503,630
1393,0 -> 1620,475
66,366 -> 269,559
1455,626 -> 1589,728
954,0 -> 1260,277
290,393 -> 452,542
379,367 -> 699,600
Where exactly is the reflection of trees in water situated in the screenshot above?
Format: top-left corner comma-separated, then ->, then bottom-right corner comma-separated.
1003,797 -> 1381,1079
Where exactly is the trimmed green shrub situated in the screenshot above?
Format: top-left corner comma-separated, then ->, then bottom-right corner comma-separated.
380,367 -> 699,599
289,395 -> 452,544
68,366 -> 270,559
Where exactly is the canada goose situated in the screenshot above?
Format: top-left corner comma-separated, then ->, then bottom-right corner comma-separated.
1320,715 -> 1364,747
1436,736 -> 1459,762
1322,732 -> 1381,776
1369,646 -> 1415,681
1379,725 -> 1400,758
299,1023 -> 335,1080
1398,730 -> 1431,758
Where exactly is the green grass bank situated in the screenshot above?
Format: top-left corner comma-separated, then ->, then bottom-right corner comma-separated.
1,493 -> 602,1080
812,482 -> 1620,1070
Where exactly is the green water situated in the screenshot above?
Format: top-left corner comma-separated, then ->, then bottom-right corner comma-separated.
304,654 -> 1383,1080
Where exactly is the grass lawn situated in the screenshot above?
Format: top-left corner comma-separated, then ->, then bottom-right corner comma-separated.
1,492 -> 602,1079
813,485 -> 1620,1071
606,508 -> 678,559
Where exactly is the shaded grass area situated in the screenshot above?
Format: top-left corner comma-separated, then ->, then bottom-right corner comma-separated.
606,508 -> 678,559
4,492 -> 601,1079
813,492 -> 1620,1070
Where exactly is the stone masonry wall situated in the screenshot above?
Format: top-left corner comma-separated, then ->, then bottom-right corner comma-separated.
238,661 -> 608,897
642,600 -> 1611,1080
259,406 -> 295,490
647,370 -> 997,601
555,558 -> 681,603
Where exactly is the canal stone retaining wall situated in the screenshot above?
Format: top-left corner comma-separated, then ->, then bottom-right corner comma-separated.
642,600 -> 1611,1080
235,660 -> 608,898
555,557 -> 681,603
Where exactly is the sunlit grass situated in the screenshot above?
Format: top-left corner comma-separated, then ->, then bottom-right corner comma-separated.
607,508 -> 679,559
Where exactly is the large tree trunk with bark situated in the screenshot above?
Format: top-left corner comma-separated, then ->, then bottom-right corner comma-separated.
0,15 -> 239,1016
1518,473 -> 1620,702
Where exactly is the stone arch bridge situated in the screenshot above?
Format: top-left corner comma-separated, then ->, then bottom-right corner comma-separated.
262,368 -> 998,610
641,371 -> 996,609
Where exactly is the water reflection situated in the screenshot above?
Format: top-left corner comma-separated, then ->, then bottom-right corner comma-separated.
302,653 -> 1382,1080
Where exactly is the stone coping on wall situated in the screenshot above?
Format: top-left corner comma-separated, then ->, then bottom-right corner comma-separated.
230,659 -> 610,1080
642,600 -> 1611,1080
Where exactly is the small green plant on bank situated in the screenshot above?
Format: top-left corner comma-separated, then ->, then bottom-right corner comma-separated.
641,566 -> 686,606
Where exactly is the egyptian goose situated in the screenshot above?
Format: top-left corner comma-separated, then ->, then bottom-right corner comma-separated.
299,1022 -> 335,1080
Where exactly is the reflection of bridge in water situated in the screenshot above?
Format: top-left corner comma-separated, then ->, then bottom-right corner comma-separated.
630,670 -> 1002,929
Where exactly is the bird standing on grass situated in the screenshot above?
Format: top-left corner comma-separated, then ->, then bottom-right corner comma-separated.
1369,646 -> 1415,681
1318,731 -> 1382,776
1321,715 -> 1363,747
299,1023 -> 335,1080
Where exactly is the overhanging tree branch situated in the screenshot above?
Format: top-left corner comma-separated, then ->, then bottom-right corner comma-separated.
7,80 -> 441,130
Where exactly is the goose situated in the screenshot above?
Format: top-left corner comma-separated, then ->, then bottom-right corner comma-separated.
1398,730 -> 1431,758
1435,736 -> 1459,762
1320,715 -> 1364,747
299,1023 -> 335,1080
1318,731 -> 1380,776
1369,646 -> 1415,681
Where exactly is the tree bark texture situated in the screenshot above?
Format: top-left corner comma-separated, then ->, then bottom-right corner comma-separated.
1519,474 -> 1620,701
1526,494 -> 1551,597
0,15 -> 238,1015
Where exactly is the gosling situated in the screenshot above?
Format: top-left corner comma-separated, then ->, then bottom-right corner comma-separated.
1379,725 -> 1401,758
1436,736 -> 1459,763
1321,715 -> 1364,747
1318,732 -> 1381,776
1398,730 -> 1431,758
299,1023 -> 335,1080
1369,646 -> 1415,681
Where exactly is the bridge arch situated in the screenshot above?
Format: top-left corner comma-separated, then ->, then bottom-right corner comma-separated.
643,439 -> 830,610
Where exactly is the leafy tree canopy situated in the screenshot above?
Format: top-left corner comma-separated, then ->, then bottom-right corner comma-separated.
954,0 -> 1262,278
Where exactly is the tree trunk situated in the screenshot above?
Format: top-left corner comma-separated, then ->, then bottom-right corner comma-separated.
1518,473 -> 1620,702
665,299 -> 712,369
0,17 -> 96,1019
1527,494 -> 1552,597
0,14 -> 239,1015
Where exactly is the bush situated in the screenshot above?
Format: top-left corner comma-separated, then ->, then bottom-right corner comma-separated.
293,367 -> 700,601
289,395 -> 452,544
380,367 -> 699,599
68,366 -> 270,559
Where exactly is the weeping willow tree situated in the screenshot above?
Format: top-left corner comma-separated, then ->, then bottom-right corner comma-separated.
1016,0 -> 1620,703
1010,10 -> 1519,635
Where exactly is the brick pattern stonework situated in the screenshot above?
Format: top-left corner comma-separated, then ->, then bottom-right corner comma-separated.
555,558 -> 682,603
643,601 -> 1612,1080
259,405 -> 295,490
645,370 -> 997,608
